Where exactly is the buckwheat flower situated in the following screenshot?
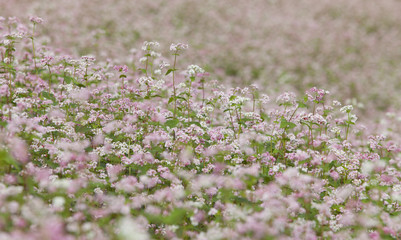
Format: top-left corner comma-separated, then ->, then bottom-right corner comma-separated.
276,91 -> 296,104
170,43 -> 189,51
260,94 -> 270,104
80,55 -> 96,67
89,72 -> 103,81
177,82 -> 186,89
0,84 -> 8,96
113,65 -> 128,73
186,64 -> 205,77
349,114 -> 358,123
330,127 -> 341,135
368,231 -> 380,240
0,184 -> 23,196
41,55 -> 54,66
306,87 -> 329,102
142,41 -> 160,51
7,17 -> 18,25
29,16 -> 44,24
208,208 -> 218,216
230,96 -> 250,105
52,196 -> 65,211
340,105 -> 353,113
3,57 -> 11,64
329,170 -> 340,180
336,166 -> 344,174
159,60 -> 170,69
115,176 -> 138,193
106,164 -> 123,182
2,39 -> 12,47
118,216 -> 150,240
9,137 -> 29,164
190,210 -> 205,226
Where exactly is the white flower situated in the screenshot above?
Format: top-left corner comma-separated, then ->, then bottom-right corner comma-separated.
330,127 -> 341,134
170,43 -> 189,51
340,105 -> 353,113
186,65 -> 205,77
349,114 -> 358,123
118,217 -> 150,240
260,94 -> 270,104
2,39 -> 11,46
393,184 -> 401,192
336,166 -> 344,174
208,208 -> 218,216
142,41 -> 160,51
154,69 -> 162,75
52,196 -> 65,209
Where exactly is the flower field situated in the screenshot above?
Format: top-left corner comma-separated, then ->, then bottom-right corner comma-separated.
1,1 -> 401,240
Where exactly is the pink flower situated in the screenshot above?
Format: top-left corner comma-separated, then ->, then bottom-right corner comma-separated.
0,84 -> 8,96
368,231 -> 380,240
106,164 -> 123,182
329,170 -> 340,180
29,16 -> 44,24
113,65 -> 128,73
9,137 -> 29,164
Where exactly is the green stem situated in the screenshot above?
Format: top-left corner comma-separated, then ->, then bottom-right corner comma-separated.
187,79 -> 192,121
47,65 -> 52,92
172,52 -> 178,118
31,24 -> 37,73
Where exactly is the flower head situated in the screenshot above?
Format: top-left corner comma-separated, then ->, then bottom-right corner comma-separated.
186,64 -> 205,77
170,43 -> 189,52
29,16 -> 44,24
113,65 -> 128,73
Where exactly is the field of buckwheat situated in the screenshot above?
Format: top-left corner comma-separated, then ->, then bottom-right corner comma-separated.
1,1 -> 401,240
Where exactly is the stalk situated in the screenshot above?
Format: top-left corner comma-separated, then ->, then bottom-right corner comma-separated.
172,51 -> 178,118
31,23 -> 37,72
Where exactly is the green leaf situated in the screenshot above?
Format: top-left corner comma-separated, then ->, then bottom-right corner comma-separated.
239,118 -> 253,125
280,118 -> 296,129
163,208 -> 187,225
0,149 -> 20,171
74,82 -> 86,88
165,68 -> 175,76
0,120 -> 7,127
149,145 -> 164,156
297,101 -> 308,108
41,91 -> 57,104
165,119 -> 179,128
260,112 -> 269,121
145,208 -> 188,225
64,76 -> 74,84
186,121 -> 202,128
75,125 -> 92,134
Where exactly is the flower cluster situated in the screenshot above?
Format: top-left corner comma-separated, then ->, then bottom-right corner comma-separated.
170,43 -> 189,52
0,16 -> 401,240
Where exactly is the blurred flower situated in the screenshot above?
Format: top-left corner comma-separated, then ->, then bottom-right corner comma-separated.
29,16 -> 44,24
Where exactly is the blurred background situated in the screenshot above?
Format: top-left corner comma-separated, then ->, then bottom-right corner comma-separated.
1,0 -> 401,120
